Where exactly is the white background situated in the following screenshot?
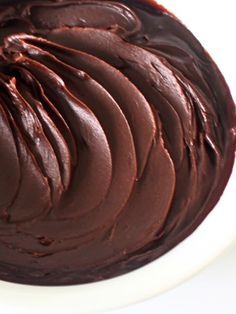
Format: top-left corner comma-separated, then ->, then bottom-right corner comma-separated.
110,245 -> 236,314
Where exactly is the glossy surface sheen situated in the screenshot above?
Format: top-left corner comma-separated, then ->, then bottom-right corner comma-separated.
0,0 -> 235,286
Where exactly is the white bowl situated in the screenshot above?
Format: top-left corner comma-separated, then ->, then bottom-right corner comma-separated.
0,1 -> 235,313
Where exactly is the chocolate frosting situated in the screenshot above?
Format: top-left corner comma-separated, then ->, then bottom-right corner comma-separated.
0,0 -> 235,285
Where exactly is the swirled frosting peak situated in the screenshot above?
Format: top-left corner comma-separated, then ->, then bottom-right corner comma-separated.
0,0 -> 235,285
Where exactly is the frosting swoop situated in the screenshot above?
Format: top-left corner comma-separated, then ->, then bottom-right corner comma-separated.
0,0 -> 235,285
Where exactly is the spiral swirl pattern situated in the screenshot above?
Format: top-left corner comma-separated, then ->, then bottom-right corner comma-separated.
0,0 -> 235,285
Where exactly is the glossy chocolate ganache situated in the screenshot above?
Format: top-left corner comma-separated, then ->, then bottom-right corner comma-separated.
0,0 -> 235,285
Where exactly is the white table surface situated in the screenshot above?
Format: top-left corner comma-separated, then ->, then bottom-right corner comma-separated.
109,245 -> 236,314
0,245 -> 235,314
